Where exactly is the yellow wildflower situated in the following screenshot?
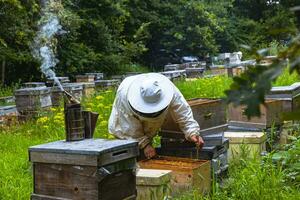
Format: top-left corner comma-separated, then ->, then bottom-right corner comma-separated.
100,120 -> 108,126
50,107 -> 57,112
97,103 -> 104,108
96,95 -> 104,100
37,116 -> 49,124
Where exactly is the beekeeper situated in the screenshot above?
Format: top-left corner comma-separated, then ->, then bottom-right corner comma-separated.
108,73 -> 204,159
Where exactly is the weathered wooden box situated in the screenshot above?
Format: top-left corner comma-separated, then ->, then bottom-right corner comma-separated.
139,156 -> 211,196
185,68 -> 204,78
136,169 -> 172,200
265,82 -> 300,113
46,77 -> 70,87
14,87 -> 52,114
157,138 -> 229,160
95,80 -> 120,90
23,82 -> 46,88
85,73 -> 104,80
51,83 -> 83,106
81,82 -> 95,97
162,98 -> 227,133
29,139 -> 139,200
76,75 -> 95,83
228,100 -> 283,129
224,131 -> 267,160
160,70 -> 186,81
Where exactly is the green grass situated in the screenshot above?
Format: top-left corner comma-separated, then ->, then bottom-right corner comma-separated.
273,67 -> 300,87
175,76 -> 233,99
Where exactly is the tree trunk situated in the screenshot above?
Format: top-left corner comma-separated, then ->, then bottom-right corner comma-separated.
1,59 -> 5,85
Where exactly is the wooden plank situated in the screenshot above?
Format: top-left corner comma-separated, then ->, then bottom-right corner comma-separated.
29,152 -> 97,166
34,163 -> 99,200
31,193 -> 72,200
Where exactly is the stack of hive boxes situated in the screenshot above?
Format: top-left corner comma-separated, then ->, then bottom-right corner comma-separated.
226,82 -> 300,158
158,98 -> 229,178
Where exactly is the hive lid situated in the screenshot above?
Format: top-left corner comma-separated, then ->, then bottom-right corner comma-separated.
267,82 -> 300,98
29,139 -> 138,156
14,87 -> 50,95
136,169 -> 172,186
224,131 -> 267,144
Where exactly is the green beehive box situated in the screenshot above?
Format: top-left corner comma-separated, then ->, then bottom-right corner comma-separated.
224,131 -> 267,160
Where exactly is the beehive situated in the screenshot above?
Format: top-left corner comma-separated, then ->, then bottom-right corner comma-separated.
76,75 -> 95,83
14,87 -> 52,115
162,98 -> 227,134
228,100 -> 283,129
85,73 -> 104,80
81,82 -> 95,97
136,169 -> 172,200
139,156 -> 211,196
224,131 -> 267,160
29,139 -> 139,200
265,82 -> 300,113
95,80 -> 119,90
185,68 -> 204,78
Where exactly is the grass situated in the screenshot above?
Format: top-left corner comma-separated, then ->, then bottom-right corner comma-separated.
273,67 -> 300,87
0,84 -> 19,97
175,75 -> 233,99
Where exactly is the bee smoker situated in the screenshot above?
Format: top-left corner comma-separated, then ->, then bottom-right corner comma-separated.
64,91 -> 99,141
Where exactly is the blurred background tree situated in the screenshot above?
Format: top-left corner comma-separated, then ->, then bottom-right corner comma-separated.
0,0 -> 299,84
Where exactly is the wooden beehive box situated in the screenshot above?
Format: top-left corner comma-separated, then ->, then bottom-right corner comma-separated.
136,169 -> 172,200
14,87 -> 52,114
46,77 -> 70,87
85,73 -> 104,80
185,68 -> 204,78
29,139 -> 139,200
224,131 -> 267,160
81,82 -> 95,97
228,99 -> 283,129
76,75 -> 95,83
139,156 -> 211,196
95,80 -> 120,90
162,98 -> 227,133
265,82 -> 300,113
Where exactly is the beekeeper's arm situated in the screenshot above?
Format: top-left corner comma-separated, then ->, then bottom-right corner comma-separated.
108,93 -> 151,149
169,87 -> 201,140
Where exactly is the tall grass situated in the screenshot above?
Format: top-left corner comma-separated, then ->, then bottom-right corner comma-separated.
175,76 -> 233,99
273,67 -> 300,86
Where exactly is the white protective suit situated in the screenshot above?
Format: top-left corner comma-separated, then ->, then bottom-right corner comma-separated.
108,75 -> 200,149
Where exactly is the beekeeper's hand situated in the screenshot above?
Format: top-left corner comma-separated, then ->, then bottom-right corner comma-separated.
190,135 -> 204,149
143,144 -> 156,159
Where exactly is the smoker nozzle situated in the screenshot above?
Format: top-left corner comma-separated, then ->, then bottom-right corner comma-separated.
64,90 -> 80,104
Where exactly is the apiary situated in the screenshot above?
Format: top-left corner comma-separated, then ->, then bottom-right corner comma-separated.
14,87 -> 52,115
29,139 -> 139,200
139,156 -> 211,196
136,169 -> 172,200
224,131 -> 267,160
51,83 -> 83,106
228,99 -> 283,129
185,68 -> 204,78
265,82 -> 300,113
162,98 -> 227,133
76,75 -> 95,83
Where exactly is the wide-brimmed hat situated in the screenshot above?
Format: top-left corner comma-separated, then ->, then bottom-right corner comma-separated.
127,73 -> 174,114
